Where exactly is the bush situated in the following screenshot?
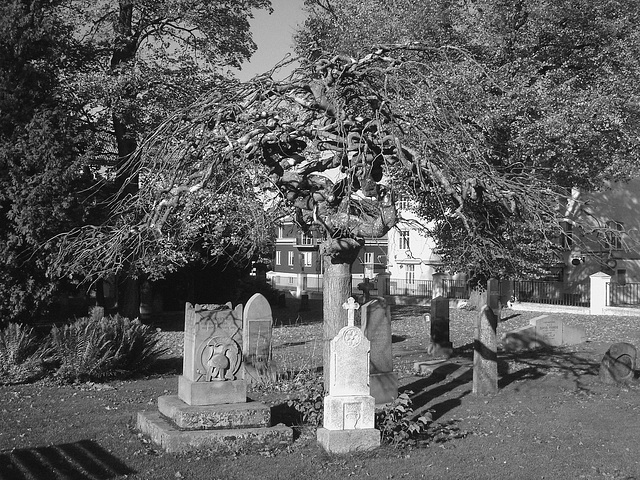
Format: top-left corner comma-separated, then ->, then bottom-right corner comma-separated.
49,315 -> 168,383
0,323 -> 49,384
285,372 -> 324,427
375,391 -> 432,448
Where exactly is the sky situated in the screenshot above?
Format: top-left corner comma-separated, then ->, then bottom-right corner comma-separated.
233,0 -> 309,81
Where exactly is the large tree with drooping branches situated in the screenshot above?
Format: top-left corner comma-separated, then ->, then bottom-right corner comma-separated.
53,45 -> 573,386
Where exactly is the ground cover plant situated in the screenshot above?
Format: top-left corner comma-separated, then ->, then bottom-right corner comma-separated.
2,299 -> 640,479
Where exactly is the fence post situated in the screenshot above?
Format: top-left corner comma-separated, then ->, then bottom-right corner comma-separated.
590,271 -> 611,315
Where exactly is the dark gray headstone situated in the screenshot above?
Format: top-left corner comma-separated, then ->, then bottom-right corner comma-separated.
362,298 -> 397,403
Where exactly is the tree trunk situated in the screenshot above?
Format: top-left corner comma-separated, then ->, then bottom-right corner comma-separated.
321,238 -> 363,392
111,0 -> 140,318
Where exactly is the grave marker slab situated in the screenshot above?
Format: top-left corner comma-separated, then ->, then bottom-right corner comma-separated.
242,293 -> 274,384
362,298 -> 397,404
179,302 -> 245,405
502,315 -> 587,351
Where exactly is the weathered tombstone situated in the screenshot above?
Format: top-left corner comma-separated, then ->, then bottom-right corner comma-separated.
429,296 -> 453,357
473,303 -> 498,395
179,302 -> 245,405
358,278 -> 375,304
317,297 -> 380,454
487,278 -> 501,320
137,301 -> 293,453
361,298 -> 398,404
502,315 -> 587,351
243,293 -> 275,384
599,342 -> 637,384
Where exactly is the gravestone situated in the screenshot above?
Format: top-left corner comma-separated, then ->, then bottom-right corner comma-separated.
473,304 -> 498,395
599,342 -> 637,384
361,298 -> 397,404
179,302 -> 245,405
317,297 -> 380,454
243,293 -> 275,384
502,315 -> 587,351
487,278 -> 501,320
429,296 -> 453,356
137,301 -> 292,453
358,278 -> 375,304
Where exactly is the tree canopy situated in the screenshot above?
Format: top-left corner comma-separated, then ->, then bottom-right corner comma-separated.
296,0 -> 640,277
0,0 -> 273,322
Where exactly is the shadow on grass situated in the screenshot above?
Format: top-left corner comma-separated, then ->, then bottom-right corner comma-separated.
403,342 -> 602,421
0,440 -> 134,480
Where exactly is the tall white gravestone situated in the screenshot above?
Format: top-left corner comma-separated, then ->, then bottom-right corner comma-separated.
317,297 -> 380,453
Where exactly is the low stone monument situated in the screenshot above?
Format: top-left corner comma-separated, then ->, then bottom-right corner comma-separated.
137,301 -> 292,453
599,342 -> 637,384
502,315 -> 587,351
242,293 -> 275,384
317,297 -> 380,454
361,298 -> 398,404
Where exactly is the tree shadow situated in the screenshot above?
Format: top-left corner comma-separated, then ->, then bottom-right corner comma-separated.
0,440 -> 134,480
402,341 -> 604,423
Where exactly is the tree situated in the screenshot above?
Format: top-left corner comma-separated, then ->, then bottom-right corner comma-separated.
45,0 -> 274,318
0,0 -> 101,322
296,0 -> 640,278
52,42 -> 574,386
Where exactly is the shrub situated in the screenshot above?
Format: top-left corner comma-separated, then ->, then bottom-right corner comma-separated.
0,323 -> 49,384
49,315 -> 167,383
375,391 -> 432,448
285,372 -> 324,427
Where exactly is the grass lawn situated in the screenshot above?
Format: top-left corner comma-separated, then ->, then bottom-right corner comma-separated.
2,298 -> 640,479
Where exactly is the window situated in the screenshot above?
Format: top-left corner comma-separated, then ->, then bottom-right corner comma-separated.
275,251 -> 281,266
562,222 -> 574,248
300,232 -> 313,245
304,252 -> 313,266
277,226 -> 284,238
399,231 -> 410,250
287,251 -> 295,266
406,264 -> 415,283
288,276 -> 295,284
364,252 -> 374,264
617,269 -> 627,286
606,221 -> 624,250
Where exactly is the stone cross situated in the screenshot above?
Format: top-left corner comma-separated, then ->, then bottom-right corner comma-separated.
342,297 -> 360,326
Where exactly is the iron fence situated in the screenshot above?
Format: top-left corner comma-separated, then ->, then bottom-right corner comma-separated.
607,282 -> 640,306
389,279 -> 433,297
442,279 -> 471,299
512,280 -> 589,307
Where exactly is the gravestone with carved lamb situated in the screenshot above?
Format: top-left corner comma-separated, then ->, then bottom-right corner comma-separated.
137,298 -> 292,453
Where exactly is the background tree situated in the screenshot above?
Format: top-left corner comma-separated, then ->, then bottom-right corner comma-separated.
46,0 -> 273,318
296,0 -> 640,278
0,0 -> 101,322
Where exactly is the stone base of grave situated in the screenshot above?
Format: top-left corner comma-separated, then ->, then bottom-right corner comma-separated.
158,395 -> 270,429
137,411 -> 293,454
317,427 -> 380,454
370,372 -> 398,405
178,375 -> 246,406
